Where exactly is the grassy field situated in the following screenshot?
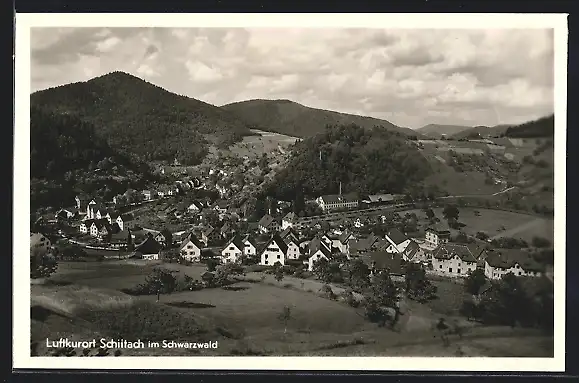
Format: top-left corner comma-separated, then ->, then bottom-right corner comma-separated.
225,130 -> 299,159
403,207 -> 554,243
31,258 -> 553,357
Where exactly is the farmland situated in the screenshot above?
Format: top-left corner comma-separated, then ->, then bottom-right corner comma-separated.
31,259 -> 554,357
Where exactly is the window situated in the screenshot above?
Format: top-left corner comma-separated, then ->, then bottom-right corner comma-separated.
439,265 -> 442,269
277,254 -> 280,259
265,254 -> 268,259
449,268 -> 453,273
264,260 -> 268,265
457,269 -> 461,274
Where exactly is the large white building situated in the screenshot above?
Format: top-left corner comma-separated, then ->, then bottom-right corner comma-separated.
315,193 -> 359,213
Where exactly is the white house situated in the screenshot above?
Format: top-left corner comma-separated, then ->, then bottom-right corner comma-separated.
281,212 -> 297,230
242,235 -> 258,257
425,224 -> 451,248
135,234 -> 162,260
259,234 -> 288,266
315,193 -> 359,213
337,231 -> 353,257
258,214 -> 279,234
402,240 -> 428,263
221,236 -> 245,264
79,219 -> 94,234
306,238 -> 332,271
283,235 -> 301,260
179,234 -> 204,262
483,249 -> 544,280
431,243 -> 484,277
188,201 -> 204,213
116,213 -> 133,232
385,228 -> 412,253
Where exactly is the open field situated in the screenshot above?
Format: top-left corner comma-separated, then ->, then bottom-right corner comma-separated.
32,259 -> 553,357
225,129 -> 300,159
403,207 -> 554,243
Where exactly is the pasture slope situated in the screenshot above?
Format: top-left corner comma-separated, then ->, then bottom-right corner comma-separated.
31,259 -> 553,357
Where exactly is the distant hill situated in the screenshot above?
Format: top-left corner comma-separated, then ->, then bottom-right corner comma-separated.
263,124 -> 434,201
505,115 -> 554,138
221,99 -> 425,139
450,125 -> 512,140
417,124 -> 473,138
30,71 -> 252,165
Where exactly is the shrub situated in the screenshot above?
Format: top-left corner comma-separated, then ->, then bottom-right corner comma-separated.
340,289 -> 359,308
320,284 -> 336,300
531,236 -> 551,248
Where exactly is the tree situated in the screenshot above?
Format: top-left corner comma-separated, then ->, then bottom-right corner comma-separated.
479,273 -> 532,327
442,204 -> 460,221
312,258 -> 332,282
278,305 -> 292,334
160,228 -> 173,248
215,263 -> 244,286
144,268 -> 177,301
273,262 -> 284,282
424,208 -> 436,221
531,236 -> 551,248
30,247 -> 58,279
405,263 -> 437,303
206,258 -> 220,272
464,268 -> 487,296
343,258 -> 370,291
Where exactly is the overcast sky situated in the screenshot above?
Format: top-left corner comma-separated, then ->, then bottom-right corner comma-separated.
30,27 -> 554,129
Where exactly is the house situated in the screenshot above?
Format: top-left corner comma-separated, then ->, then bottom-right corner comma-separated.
279,227 -> 300,244
402,240 -> 428,263
90,219 -> 113,239
135,234 -> 163,260
321,233 -> 334,250
79,219 -> 94,234
337,231 -> 353,256
258,214 -> 280,234
142,190 -> 155,201
109,230 -> 131,249
30,232 -> 52,254
116,213 -> 133,232
242,235 -> 258,257
105,212 -> 119,225
425,223 -> 451,248
86,203 -> 106,220
221,236 -> 245,264
283,234 -> 302,260
431,243 -> 485,277
55,208 -> 77,220
220,222 -> 235,240
202,226 -> 221,246
364,194 -> 395,205
187,200 -> 204,213
75,195 -> 90,211
315,193 -> 359,213
179,233 -> 204,262
281,212 -> 298,230
214,200 -> 230,214
154,232 -> 170,248
259,234 -> 288,266
385,228 -> 412,253
483,249 -> 544,280
306,237 -> 332,271
349,235 -> 379,256
363,252 -> 406,281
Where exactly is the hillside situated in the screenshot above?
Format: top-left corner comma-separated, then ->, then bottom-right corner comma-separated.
417,124 -> 472,138
30,105 -> 154,210
263,124 -> 434,200
505,115 -> 554,138
450,125 -> 512,140
31,71 -> 252,165
221,99 -> 424,139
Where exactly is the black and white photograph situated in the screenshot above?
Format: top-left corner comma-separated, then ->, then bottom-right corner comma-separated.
14,13 -> 567,371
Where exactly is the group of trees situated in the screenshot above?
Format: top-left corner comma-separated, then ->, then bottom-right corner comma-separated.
504,115 -> 554,138
264,124 -> 433,200
461,270 -> 553,333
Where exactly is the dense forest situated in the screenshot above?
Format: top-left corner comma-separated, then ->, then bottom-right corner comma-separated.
30,71 -> 252,165
222,99 -> 423,139
504,115 -> 555,138
264,124 -> 434,200
30,105 -> 155,209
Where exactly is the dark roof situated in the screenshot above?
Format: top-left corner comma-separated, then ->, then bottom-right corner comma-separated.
367,194 -> 394,203
242,235 -> 258,248
308,237 -> 332,258
179,233 -> 204,251
259,234 -> 288,255
258,214 -> 275,228
119,213 -> 134,222
426,223 -> 451,235
224,235 -> 245,252
485,249 -> 544,272
81,219 -> 95,226
366,252 -> 406,275
220,222 -> 232,233
202,226 -> 216,237
135,235 -> 162,254
110,231 -> 130,242
350,235 -> 379,252
339,230 -> 352,244
320,193 -> 359,204
108,212 -> 120,220
283,212 -> 297,222
402,240 -> 421,260
432,243 -> 483,263
93,218 -> 111,230
386,228 -> 409,245
279,227 -> 299,242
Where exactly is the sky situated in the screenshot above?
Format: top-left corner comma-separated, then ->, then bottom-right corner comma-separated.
30,27 -> 555,129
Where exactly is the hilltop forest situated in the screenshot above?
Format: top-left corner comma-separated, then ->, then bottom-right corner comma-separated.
30,71 -> 252,165
264,124 -> 434,200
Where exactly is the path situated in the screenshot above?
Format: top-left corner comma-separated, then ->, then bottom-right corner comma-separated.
489,218 -> 546,240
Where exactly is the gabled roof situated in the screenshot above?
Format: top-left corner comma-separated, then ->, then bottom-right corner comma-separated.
81,219 -> 95,226
339,230 -> 352,244
179,233 -> 204,251
365,252 -> 406,275
220,222 -> 234,234
367,194 -> 394,203
188,200 -> 204,209
242,235 -> 258,248
135,235 -> 162,254
92,218 -> 110,229
319,193 -> 359,204
258,214 -> 275,227
308,237 -> 332,259
260,234 -> 288,255
279,227 -> 299,241
282,212 -> 297,222
485,249 -> 544,272
402,240 -> 421,260
432,243 -> 482,263
202,226 -> 216,237
351,235 -> 379,252
386,228 -> 409,245
223,235 -> 245,253
119,213 -> 134,222
426,222 -> 451,235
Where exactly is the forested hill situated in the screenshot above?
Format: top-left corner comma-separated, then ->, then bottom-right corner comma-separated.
264,124 -> 434,200
504,114 -> 555,138
221,99 -> 424,139
30,71 -> 252,165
